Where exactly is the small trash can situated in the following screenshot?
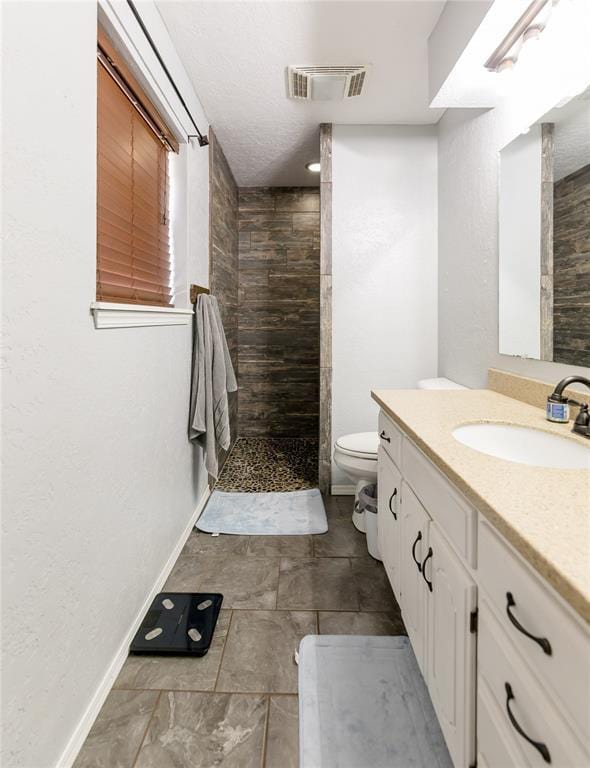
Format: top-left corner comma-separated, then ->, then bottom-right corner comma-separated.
358,483 -> 381,561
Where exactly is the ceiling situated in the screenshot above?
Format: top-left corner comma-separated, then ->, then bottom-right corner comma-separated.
156,1 -> 446,186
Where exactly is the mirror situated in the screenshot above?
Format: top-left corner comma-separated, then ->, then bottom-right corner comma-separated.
498,89 -> 590,366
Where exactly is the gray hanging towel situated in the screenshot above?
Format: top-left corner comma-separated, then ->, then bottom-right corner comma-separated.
189,294 -> 238,479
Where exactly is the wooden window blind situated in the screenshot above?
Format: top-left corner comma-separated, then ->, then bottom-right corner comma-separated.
97,34 -> 177,307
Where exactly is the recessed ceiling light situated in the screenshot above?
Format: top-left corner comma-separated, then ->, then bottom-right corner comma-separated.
306,161 -> 321,173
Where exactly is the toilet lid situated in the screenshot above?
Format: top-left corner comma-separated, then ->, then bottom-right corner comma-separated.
335,432 -> 379,457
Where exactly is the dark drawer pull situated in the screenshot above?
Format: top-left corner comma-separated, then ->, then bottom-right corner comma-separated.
380,430 -> 391,443
421,547 -> 433,592
411,531 -> 422,571
388,488 -> 398,520
506,593 -> 552,656
505,683 -> 551,763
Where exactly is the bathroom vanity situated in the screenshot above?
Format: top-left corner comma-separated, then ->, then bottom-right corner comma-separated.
372,387 -> 590,768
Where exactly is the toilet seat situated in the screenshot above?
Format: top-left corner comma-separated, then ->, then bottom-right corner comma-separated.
335,432 -> 379,460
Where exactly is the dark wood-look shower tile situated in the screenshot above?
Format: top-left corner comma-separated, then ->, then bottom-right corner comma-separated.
240,269 -> 270,287
238,187 -> 277,211
239,249 -> 287,269
209,129 -> 239,470
251,230 -> 315,247
239,213 -> 292,232
238,328 -> 320,349
292,212 -> 320,231
237,187 -> 320,438
275,190 -> 320,212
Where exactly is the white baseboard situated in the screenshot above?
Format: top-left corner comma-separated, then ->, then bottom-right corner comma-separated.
57,485 -> 212,768
330,484 -> 356,495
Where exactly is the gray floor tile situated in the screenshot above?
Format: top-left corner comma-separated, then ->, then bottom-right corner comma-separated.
182,531 -> 249,556
352,559 -> 399,611
277,557 -> 357,610
313,518 -> 368,557
247,535 -> 313,557
265,695 -> 299,768
217,610 -> 316,693
163,555 -> 201,591
135,691 -> 267,768
73,690 -> 159,768
323,494 -> 353,520
114,611 -> 231,692
318,611 -> 406,636
190,555 -> 280,609
163,555 -> 279,609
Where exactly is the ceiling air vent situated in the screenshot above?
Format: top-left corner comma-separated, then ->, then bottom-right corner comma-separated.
287,65 -> 369,101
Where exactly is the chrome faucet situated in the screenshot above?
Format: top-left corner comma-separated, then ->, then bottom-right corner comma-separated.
549,376 -> 590,439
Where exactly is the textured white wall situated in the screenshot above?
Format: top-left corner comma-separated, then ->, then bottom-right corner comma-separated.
1,3 -> 210,766
436,0 -> 590,385
331,125 -> 438,486
438,104 -> 590,387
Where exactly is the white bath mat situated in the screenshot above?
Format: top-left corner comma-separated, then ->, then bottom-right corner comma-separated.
196,489 -> 327,535
298,635 -> 453,768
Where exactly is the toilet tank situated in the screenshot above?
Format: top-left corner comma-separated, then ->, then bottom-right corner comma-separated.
417,377 -> 468,390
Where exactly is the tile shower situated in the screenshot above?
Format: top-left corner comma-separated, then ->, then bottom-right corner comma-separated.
208,170 -> 321,487
208,129 -> 239,472
238,187 -> 321,439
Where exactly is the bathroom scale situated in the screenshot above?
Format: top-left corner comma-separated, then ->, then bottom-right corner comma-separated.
129,592 -> 223,656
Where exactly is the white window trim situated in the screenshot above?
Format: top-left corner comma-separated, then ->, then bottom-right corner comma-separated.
91,302 -> 193,329
94,4 -> 199,332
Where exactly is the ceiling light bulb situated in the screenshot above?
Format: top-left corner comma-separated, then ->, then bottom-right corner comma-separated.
496,57 -> 516,74
306,162 -> 321,173
523,24 -> 543,43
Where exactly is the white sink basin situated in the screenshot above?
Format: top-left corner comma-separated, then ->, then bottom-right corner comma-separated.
452,423 -> 590,469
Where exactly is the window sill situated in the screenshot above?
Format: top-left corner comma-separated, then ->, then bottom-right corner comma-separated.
90,302 -> 193,329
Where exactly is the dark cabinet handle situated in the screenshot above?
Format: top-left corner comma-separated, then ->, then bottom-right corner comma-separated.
505,683 -> 551,763
380,430 -> 391,443
506,593 -> 552,656
411,531 -> 422,571
421,547 -> 433,592
388,488 -> 398,520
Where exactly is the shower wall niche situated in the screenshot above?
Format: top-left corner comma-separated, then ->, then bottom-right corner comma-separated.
237,187 -> 320,437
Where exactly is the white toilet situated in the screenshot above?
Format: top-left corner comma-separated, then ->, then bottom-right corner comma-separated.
333,431 -> 379,532
333,377 -> 467,532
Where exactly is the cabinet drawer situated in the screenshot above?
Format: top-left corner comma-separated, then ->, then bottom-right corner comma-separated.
479,599 -> 589,767
378,410 -> 402,468
478,678 -> 530,768
479,519 -> 589,739
402,438 -> 476,566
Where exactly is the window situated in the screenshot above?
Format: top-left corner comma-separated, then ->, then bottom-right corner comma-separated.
97,32 -> 178,307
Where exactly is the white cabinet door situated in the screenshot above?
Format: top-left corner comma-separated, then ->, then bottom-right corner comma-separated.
377,447 -> 402,599
426,522 -> 477,768
399,482 -> 430,675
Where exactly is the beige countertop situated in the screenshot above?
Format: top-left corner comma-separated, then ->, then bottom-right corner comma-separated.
371,388 -> 590,623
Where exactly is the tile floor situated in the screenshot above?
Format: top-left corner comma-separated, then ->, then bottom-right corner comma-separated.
74,495 -> 406,768
215,437 -> 319,492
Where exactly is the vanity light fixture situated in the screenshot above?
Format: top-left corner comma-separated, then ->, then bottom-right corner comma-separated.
306,161 -> 321,173
485,0 -> 559,73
